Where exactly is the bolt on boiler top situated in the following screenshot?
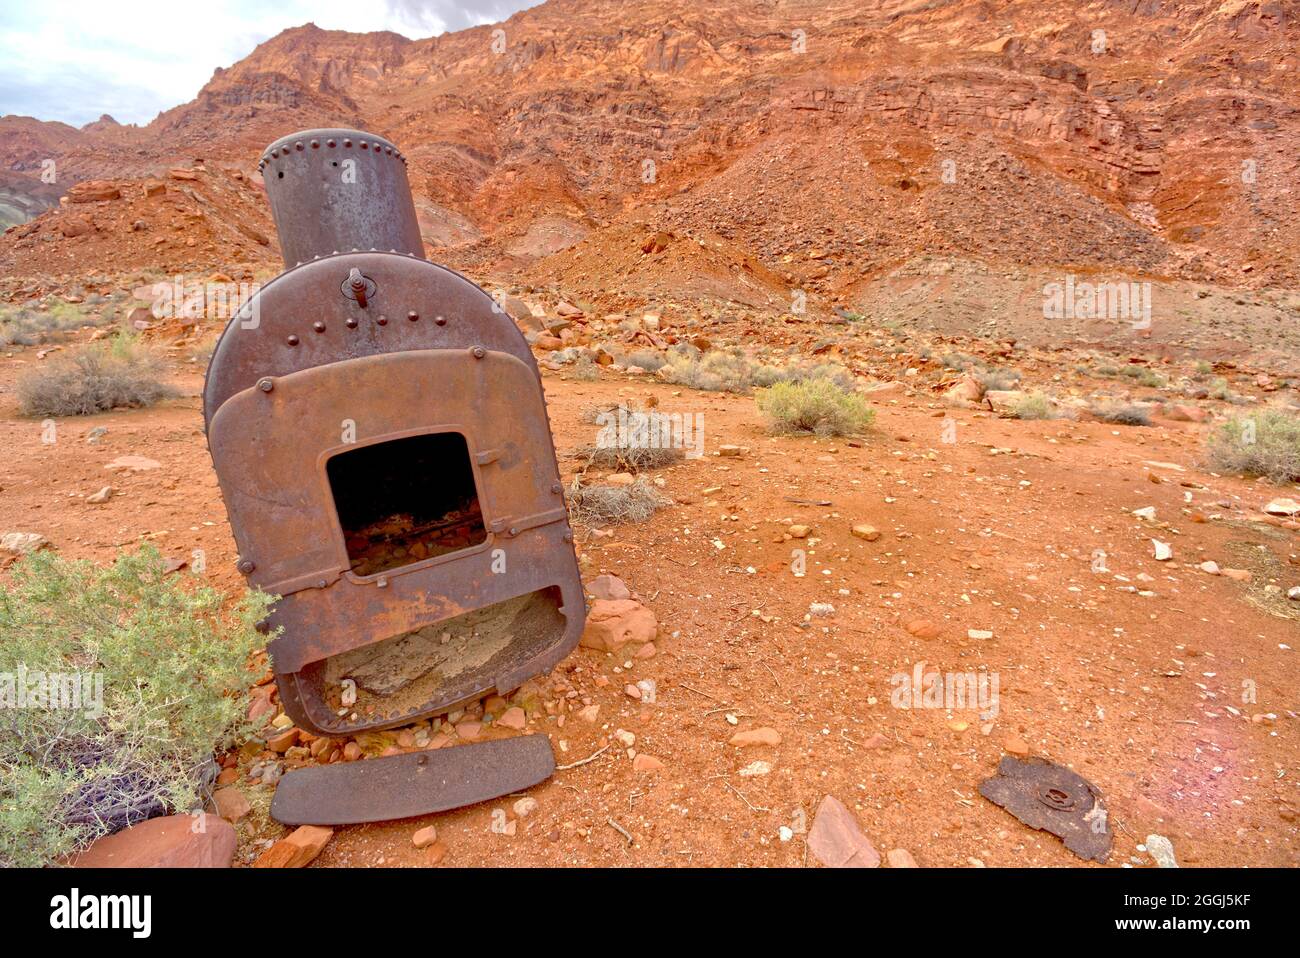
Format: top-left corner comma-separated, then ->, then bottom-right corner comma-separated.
258,129 -> 424,269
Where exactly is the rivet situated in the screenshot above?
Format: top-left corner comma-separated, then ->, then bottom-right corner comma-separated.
295,141 -> 303,151
472,345 -> 486,358
286,334 -> 299,346
377,577 -> 388,588
237,558 -> 255,574
313,321 -> 326,333
345,317 -> 358,329
376,315 -> 388,326
435,315 -> 447,326
310,139 -> 319,149
509,527 -> 519,537
407,310 -> 419,322
551,482 -> 562,494
343,138 -> 352,147
360,141 -> 369,150
562,530 -> 574,543
257,377 -> 274,393
327,138 -> 336,147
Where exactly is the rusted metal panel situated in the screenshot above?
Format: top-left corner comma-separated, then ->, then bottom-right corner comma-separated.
202,252 -> 538,426
270,735 -> 556,826
207,349 -> 563,596
203,128 -> 584,748
978,756 -> 1112,863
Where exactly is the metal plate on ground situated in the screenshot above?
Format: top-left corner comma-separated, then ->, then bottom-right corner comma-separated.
270,734 -> 555,826
978,756 -> 1112,863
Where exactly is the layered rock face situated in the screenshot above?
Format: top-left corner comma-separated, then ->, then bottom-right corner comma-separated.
2,0 -> 1297,291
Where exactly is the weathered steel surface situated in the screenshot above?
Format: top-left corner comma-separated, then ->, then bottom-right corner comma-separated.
201,252 -> 537,426
203,128 -> 584,740
978,756 -> 1112,863
269,735 -> 556,826
259,129 -> 423,269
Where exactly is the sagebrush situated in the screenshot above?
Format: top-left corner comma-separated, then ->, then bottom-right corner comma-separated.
0,546 -> 272,866
1205,409 -> 1300,483
755,378 -> 874,436
567,477 -> 670,524
18,339 -> 178,417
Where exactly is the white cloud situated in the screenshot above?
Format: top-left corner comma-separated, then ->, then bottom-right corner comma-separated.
0,0 -> 539,127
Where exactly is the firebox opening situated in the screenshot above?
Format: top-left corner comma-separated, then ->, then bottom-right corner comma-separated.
327,431 -> 487,576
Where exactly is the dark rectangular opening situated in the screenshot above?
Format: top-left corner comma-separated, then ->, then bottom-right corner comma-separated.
327,431 -> 486,576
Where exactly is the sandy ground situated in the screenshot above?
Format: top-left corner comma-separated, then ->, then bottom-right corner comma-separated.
1,342 -> 1296,869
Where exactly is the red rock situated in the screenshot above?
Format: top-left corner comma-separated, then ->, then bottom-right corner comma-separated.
215,767 -> 239,786
496,706 -> 527,730
412,825 -> 438,848
211,787 -> 251,823
426,840 -> 448,865
342,741 -> 363,761
67,180 -> 120,203
728,727 -> 781,747
59,216 -> 94,238
587,573 -> 632,601
887,848 -> 920,867
905,618 -> 941,639
632,754 -> 665,771
456,720 -> 483,740
72,814 -> 236,868
266,727 -> 299,752
1004,735 -> 1031,757
807,796 -> 880,868
252,825 -> 333,868
580,598 -> 657,652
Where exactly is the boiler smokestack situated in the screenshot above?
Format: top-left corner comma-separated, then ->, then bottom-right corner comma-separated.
258,128 -> 424,269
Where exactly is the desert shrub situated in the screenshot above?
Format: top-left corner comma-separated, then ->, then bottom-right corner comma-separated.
660,345 -> 756,392
1091,402 -> 1152,426
1205,409 -> 1300,483
1120,365 -> 1165,388
580,404 -> 685,472
1013,393 -> 1058,420
17,340 -> 177,417
662,344 -> 854,394
568,477 -> 670,525
1209,377 -> 1232,401
0,546 -> 272,866
974,366 -> 1022,392
622,350 -> 667,372
755,378 -> 874,436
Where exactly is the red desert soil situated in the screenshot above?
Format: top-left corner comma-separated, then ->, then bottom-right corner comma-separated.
1,0 -> 1297,868
1,348 -> 1295,867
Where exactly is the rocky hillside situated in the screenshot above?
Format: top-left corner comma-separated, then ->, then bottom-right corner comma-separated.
2,0 -> 1297,301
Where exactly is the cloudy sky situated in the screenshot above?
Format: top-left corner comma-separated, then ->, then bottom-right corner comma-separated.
0,0 -> 540,128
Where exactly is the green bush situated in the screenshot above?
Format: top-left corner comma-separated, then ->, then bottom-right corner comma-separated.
17,339 -> 178,417
1205,409 -> 1300,483
0,546 -> 272,866
755,378 -> 874,436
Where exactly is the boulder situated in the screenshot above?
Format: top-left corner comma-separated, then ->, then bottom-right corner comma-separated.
72,814 -> 236,867
66,181 -> 120,203
580,599 -> 657,652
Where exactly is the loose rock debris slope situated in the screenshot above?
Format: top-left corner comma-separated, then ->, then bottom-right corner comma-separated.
1,0 -> 1298,868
